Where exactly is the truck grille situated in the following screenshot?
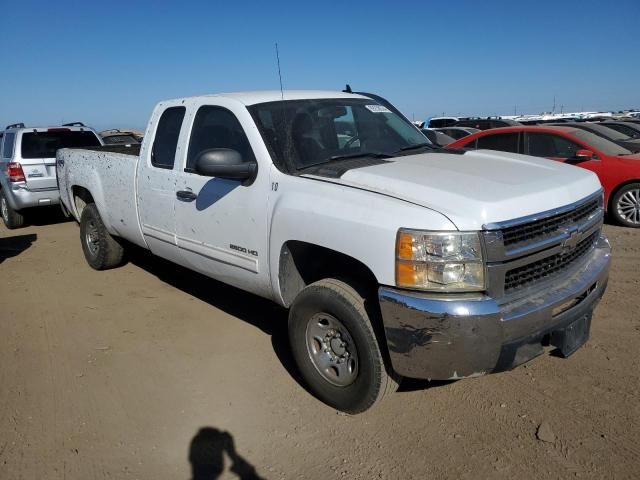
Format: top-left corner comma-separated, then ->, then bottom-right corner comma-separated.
502,198 -> 599,247
504,231 -> 599,293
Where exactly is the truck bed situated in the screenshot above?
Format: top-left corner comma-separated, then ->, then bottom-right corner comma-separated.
79,144 -> 142,156
57,147 -> 146,248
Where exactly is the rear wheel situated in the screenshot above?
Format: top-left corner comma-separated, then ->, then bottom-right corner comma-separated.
0,190 -> 25,229
80,203 -> 124,269
289,278 -> 398,413
612,183 -> 640,228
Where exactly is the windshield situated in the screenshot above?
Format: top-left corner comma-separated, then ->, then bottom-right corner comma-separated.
248,98 -> 430,171
571,129 -> 632,155
103,134 -> 140,145
582,123 -> 630,141
21,130 -> 101,158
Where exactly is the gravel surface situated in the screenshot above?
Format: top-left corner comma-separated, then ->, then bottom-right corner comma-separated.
1,217 -> 639,479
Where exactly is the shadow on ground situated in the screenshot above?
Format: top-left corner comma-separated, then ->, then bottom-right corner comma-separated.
125,245 -> 306,392
125,244 -> 451,401
0,233 -> 37,263
189,427 -> 265,480
26,206 -> 72,227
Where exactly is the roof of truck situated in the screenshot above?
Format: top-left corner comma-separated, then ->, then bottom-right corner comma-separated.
179,90 -> 370,106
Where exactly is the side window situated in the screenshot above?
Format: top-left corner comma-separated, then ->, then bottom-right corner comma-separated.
2,133 -> 16,159
527,133 -> 580,158
476,133 -> 519,153
186,106 -> 255,172
151,107 -> 186,169
464,138 -> 477,149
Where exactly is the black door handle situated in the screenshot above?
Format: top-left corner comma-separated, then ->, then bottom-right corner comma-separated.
176,190 -> 197,201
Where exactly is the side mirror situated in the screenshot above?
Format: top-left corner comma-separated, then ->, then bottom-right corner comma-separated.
195,148 -> 257,181
574,149 -> 596,160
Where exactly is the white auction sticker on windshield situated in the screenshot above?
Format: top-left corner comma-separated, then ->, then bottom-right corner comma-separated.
365,105 -> 391,113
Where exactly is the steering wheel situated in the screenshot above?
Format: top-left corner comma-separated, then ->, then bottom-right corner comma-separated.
343,135 -> 360,149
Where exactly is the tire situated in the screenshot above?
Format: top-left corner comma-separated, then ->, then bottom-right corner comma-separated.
80,203 -> 125,270
289,278 -> 398,414
0,190 -> 25,229
611,183 -> 640,228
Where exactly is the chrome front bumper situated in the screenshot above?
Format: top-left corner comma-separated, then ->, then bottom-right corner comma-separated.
379,234 -> 611,380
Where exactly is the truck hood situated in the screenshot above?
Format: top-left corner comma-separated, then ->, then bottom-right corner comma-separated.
303,150 -> 602,230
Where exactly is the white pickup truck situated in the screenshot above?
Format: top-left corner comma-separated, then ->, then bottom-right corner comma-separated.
57,90 -> 611,413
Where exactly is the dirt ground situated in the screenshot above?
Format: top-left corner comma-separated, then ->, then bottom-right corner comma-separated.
1,213 -> 639,480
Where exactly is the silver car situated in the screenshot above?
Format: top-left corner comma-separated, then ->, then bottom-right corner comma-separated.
0,122 -> 102,229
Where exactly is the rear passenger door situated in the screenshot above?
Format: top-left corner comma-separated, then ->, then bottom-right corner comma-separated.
137,105 -> 187,263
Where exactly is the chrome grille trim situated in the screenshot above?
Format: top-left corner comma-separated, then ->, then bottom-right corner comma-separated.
482,189 -> 604,262
503,231 -> 599,293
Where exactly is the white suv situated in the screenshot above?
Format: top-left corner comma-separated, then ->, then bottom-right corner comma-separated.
0,122 -> 102,228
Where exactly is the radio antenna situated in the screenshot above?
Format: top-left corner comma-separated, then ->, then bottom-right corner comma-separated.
275,43 -> 284,99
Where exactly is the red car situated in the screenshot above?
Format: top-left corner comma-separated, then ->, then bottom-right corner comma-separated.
448,125 -> 640,227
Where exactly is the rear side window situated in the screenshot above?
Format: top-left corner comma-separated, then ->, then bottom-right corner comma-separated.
186,106 -> 255,171
2,133 -> 16,158
152,107 -> 186,169
21,131 -> 101,159
527,133 -> 581,158
476,133 -> 519,153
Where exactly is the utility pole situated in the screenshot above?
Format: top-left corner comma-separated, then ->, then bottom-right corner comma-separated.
552,95 -> 556,113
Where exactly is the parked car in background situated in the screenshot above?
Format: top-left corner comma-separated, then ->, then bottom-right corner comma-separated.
420,128 -> 455,146
600,121 -> 640,140
57,90 -> 610,413
427,116 -> 459,128
455,118 -> 521,130
433,126 -> 480,140
0,122 -> 102,228
549,122 -> 640,153
449,125 -> 640,227
100,129 -> 142,145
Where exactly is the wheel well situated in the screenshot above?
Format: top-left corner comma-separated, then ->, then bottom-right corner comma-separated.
71,186 -> 94,217
608,180 -> 640,211
278,241 -> 380,308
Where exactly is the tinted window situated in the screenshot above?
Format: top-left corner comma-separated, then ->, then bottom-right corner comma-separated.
152,107 -> 186,169
476,133 -> 519,153
604,123 -> 640,139
2,133 -> 16,158
186,106 -> 255,171
21,131 -> 101,159
527,133 -> 581,158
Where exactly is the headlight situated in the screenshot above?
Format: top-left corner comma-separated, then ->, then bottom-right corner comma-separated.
396,229 -> 485,291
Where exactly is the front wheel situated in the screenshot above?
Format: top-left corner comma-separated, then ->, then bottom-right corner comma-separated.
1,190 -> 25,229
611,183 -> 640,228
289,278 -> 398,413
80,203 -> 125,270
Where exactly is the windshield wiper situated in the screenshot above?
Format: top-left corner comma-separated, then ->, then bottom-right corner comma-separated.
297,151 -> 393,171
395,143 -> 435,154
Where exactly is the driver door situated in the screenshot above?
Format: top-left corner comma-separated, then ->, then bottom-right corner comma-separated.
174,101 -> 270,294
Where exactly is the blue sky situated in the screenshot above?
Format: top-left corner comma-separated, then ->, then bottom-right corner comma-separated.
1,0 -> 638,130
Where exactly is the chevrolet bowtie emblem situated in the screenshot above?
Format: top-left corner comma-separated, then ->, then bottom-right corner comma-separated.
560,227 -> 580,252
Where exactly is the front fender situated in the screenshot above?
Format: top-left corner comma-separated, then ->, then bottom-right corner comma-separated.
268,175 -> 455,306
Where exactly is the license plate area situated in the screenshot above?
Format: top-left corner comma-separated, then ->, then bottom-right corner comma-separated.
550,313 -> 592,357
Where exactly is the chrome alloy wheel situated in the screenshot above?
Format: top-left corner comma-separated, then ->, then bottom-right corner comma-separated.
305,313 -> 359,387
84,219 -> 100,255
616,188 -> 640,225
